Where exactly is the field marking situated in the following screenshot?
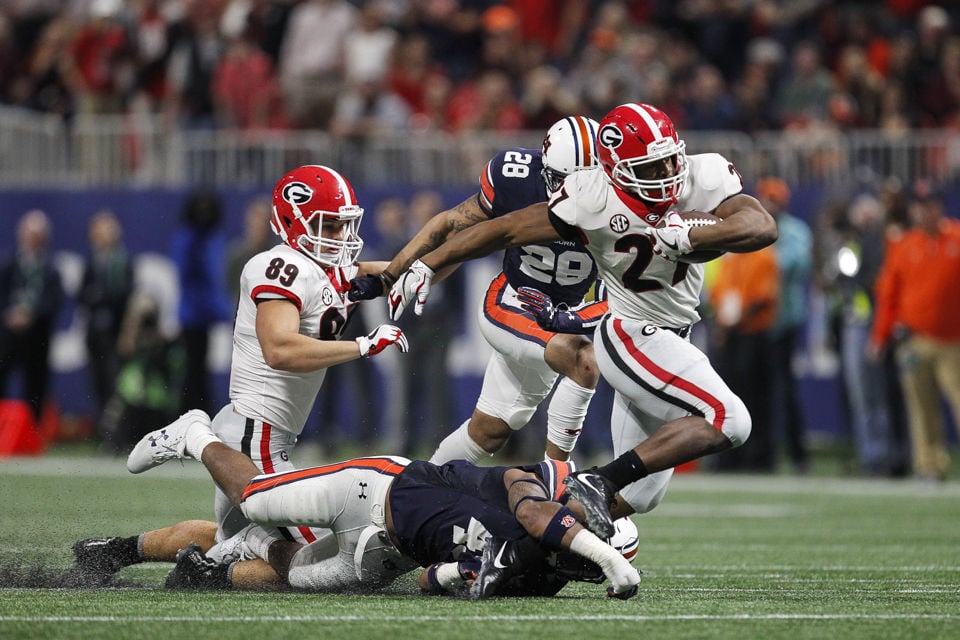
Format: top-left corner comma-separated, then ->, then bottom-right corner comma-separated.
0,613 -> 958,623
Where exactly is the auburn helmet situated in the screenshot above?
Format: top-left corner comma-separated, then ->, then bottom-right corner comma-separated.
271,165 -> 364,267
541,115 -> 600,194
596,103 -> 688,205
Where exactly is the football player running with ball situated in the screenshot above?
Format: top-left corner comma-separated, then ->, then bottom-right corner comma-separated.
387,103 -> 778,538
350,116 -> 607,465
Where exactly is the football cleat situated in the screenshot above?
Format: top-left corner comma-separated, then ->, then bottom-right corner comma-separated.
72,536 -> 140,576
126,409 -> 210,474
164,543 -> 231,591
469,536 -> 520,600
563,470 -> 616,539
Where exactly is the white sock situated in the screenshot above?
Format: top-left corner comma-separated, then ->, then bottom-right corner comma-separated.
185,420 -> 220,460
546,377 -> 595,454
429,420 -> 491,464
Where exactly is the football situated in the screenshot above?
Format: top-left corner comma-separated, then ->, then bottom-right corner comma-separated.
609,517 -> 639,562
672,210 -> 725,263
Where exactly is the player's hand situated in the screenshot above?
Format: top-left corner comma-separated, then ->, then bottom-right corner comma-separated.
644,211 -> 692,261
356,324 -> 409,358
603,557 -> 642,600
347,275 -> 384,301
516,287 -> 577,333
457,559 -> 481,584
388,260 -> 435,320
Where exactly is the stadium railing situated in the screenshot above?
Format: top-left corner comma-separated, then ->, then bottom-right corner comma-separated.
0,106 -> 957,189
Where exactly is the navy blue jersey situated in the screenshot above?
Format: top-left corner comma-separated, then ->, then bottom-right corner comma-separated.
478,148 -> 597,307
389,460 -> 523,567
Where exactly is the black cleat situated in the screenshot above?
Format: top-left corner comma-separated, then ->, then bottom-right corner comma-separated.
72,537 -> 139,576
469,536 -> 521,600
563,471 -> 616,539
164,543 -> 231,591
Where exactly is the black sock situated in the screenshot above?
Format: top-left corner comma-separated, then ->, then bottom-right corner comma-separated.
118,535 -> 143,566
595,450 -> 648,489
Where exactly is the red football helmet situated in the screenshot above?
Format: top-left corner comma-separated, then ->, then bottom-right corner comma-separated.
596,103 -> 688,206
271,165 -> 364,267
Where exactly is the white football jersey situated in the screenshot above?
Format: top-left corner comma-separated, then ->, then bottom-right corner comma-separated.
549,153 -> 742,327
230,244 -> 359,435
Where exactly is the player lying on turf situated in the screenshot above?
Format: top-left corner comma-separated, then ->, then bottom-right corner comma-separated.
105,411 -> 641,598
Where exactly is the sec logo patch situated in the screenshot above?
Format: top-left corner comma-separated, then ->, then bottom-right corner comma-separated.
610,214 -> 630,233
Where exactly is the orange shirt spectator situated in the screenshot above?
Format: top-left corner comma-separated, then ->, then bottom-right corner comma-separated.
710,247 -> 781,334
871,196 -> 960,347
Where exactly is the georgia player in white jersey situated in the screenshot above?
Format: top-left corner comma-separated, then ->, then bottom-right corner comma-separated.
387,103 -> 777,534
133,165 -> 410,549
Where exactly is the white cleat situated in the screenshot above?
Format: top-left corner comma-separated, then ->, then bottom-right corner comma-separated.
126,409 -> 211,474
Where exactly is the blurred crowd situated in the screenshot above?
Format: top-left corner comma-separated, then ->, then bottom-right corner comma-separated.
1,0 -> 960,135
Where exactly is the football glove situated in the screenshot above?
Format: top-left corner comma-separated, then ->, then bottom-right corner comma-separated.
388,259 -> 435,321
356,324 -> 409,358
347,275 -> 383,301
517,287 -> 593,335
644,211 -> 692,261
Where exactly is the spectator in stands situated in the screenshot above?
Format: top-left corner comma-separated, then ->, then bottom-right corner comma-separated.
212,26 -> 288,131
760,177 -> 813,474
446,69 -> 525,133
78,209 -> 133,435
170,188 -> 233,416
0,209 -> 63,422
343,4 -> 398,87
387,33 -> 449,122
683,63 -> 741,130
164,2 -> 224,130
869,178 -> 960,482
277,0 -> 357,130
518,64 -> 584,132
774,39 -> 837,128
13,14 -> 73,118
60,0 -> 130,116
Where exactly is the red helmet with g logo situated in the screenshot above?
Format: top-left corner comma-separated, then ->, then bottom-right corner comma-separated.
271,165 -> 364,267
597,103 -> 688,206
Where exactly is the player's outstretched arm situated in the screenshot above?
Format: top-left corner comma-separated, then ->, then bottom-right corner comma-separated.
348,197 -> 488,300
690,194 -> 778,253
386,203 -> 560,320
385,195 -> 489,277
420,202 -> 559,272
257,300 -> 405,370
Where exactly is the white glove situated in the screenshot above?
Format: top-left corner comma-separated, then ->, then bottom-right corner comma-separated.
356,324 -> 409,358
388,259 -> 435,321
645,211 -> 692,261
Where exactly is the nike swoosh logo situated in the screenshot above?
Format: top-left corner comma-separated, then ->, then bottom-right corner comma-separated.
661,235 -> 679,250
493,543 -> 510,569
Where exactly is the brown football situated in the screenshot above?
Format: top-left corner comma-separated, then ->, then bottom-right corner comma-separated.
674,211 -> 725,263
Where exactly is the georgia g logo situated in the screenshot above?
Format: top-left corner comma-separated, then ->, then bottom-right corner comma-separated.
282,181 -> 313,205
598,124 -> 623,149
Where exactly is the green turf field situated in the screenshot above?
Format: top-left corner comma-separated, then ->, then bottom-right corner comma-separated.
1,448 -> 958,640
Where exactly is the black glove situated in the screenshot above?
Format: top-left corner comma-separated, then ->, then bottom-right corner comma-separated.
347,275 -> 384,301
